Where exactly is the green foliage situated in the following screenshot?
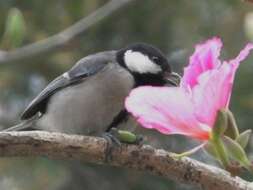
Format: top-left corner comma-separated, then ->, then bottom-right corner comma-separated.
204,142 -> 219,159
223,136 -> 251,171
207,110 -> 252,173
2,8 -> 26,49
236,129 -> 252,149
211,109 -> 228,140
224,110 -> 240,139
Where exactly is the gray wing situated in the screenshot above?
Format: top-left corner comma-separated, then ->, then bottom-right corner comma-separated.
21,51 -> 116,120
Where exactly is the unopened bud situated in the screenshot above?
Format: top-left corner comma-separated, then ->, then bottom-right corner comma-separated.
236,129 -> 252,149
224,110 -> 239,139
212,109 -> 228,140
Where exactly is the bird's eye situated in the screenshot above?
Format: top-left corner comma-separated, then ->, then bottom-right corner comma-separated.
152,56 -> 159,62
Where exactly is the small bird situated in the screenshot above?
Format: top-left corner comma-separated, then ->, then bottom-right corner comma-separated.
4,43 -> 180,137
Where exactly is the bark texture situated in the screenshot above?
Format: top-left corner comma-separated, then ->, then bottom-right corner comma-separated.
0,131 -> 252,190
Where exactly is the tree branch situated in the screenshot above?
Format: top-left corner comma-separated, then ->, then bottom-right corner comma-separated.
245,0 -> 253,3
0,131 -> 252,190
0,0 -> 134,65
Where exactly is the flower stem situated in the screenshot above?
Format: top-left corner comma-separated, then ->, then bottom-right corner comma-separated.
211,137 -> 230,168
172,143 -> 206,159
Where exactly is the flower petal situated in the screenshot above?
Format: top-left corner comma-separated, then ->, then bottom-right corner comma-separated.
125,86 -> 210,140
227,43 -> 253,77
181,37 -> 222,89
193,43 -> 253,126
225,43 -> 253,105
192,65 -> 232,126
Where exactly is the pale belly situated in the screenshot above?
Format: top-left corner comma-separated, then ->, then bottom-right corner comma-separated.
37,64 -> 134,135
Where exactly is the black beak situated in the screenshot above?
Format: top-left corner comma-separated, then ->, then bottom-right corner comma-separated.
163,72 -> 181,86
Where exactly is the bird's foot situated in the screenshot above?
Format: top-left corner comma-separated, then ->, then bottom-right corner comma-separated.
102,128 -> 144,162
102,131 -> 121,162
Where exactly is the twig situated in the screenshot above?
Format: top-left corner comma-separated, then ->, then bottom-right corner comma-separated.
0,131 -> 252,190
0,0 -> 134,65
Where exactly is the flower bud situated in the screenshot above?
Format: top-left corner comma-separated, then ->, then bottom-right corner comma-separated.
236,129 -> 252,149
224,110 -> 239,139
212,109 -> 228,140
223,136 -> 251,170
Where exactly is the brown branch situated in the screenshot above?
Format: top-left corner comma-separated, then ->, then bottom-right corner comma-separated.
245,0 -> 253,3
0,131 -> 252,190
0,0 -> 134,65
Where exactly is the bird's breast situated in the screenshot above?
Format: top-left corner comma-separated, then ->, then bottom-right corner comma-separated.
37,63 -> 135,135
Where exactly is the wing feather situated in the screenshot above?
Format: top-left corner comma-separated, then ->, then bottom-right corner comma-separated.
21,51 -> 116,120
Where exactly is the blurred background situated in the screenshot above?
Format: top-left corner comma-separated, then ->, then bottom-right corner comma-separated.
0,0 -> 253,189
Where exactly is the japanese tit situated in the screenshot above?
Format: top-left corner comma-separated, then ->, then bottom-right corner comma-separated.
4,43 -> 180,135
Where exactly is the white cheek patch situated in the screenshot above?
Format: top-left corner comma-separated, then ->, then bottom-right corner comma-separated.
124,50 -> 162,74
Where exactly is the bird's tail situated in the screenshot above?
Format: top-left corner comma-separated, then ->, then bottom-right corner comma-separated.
2,113 -> 41,132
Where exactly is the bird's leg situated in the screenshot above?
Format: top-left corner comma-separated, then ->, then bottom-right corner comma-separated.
103,130 -> 121,146
102,129 -> 121,162
103,109 -> 128,161
102,128 -> 144,162
105,109 -> 143,145
103,109 -> 144,161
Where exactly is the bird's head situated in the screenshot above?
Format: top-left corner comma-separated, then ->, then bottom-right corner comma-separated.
116,43 -> 180,86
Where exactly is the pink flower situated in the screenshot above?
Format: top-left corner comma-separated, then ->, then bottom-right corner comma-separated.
125,37 -> 253,141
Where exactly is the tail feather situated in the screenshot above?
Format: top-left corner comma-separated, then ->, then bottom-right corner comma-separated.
2,113 -> 41,132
